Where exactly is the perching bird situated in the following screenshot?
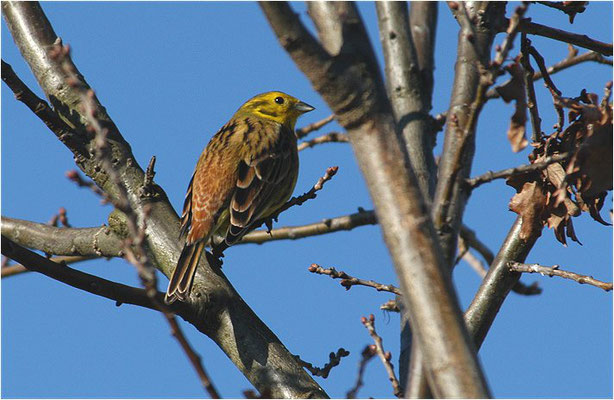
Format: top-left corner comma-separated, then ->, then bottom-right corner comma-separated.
165,91 -> 314,304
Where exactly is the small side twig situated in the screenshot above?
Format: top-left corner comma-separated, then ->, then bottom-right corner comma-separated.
272,166 -> 339,217
521,33 -> 543,142
296,114 -> 335,139
380,299 -> 400,313
517,18 -> 612,56
459,226 -> 542,295
346,345 -> 377,399
361,314 -> 402,398
294,348 -> 350,379
309,264 -> 402,295
239,209 -> 377,245
509,262 -> 613,292
467,152 -> 571,189
487,49 -> 613,100
297,132 -> 349,151
48,207 -> 71,228
141,155 -> 158,198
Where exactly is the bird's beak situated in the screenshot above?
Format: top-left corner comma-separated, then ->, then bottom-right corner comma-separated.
294,101 -> 315,113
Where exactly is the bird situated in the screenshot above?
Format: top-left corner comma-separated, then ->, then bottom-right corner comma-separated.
165,91 -> 315,304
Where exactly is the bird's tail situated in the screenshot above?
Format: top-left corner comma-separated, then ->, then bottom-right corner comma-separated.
165,241 -> 206,304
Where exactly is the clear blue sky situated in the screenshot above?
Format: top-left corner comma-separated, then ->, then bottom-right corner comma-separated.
2,2 -> 612,398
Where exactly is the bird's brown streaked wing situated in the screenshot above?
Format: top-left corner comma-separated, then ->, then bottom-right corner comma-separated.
226,132 -> 295,244
178,171 -> 196,241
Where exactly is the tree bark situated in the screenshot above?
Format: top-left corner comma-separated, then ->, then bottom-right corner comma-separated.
2,2 -> 327,397
261,2 -> 490,397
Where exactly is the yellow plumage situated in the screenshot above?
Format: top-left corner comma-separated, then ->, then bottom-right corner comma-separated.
165,91 -> 314,303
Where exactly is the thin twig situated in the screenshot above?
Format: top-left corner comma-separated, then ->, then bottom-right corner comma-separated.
297,132 -> 349,151
487,49 -> 613,100
361,314 -> 402,398
309,264 -> 402,295
239,209 -> 377,244
346,345 -> 377,399
508,262 -> 613,292
141,155 -> 158,198
272,166 -> 339,217
380,299 -> 400,313
521,33 -> 543,142
212,166 -> 340,255
467,152 -> 571,189
517,18 -> 613,56
0,60 -> 86,157
294,348 -> 350,379
296,114 -> 335,139
527,42 -> 565,131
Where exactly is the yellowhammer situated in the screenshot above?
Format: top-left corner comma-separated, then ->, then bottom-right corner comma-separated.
165,91 -> 314,303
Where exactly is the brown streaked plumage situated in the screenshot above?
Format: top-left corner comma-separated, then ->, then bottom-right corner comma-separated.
165,91 -> 314,304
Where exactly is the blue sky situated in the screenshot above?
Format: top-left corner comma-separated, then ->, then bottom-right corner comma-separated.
2,2 -> 612,398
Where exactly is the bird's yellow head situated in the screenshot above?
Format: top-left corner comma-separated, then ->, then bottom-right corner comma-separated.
236,91 -> 315,129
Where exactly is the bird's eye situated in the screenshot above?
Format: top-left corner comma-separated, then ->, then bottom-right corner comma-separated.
274,96 -> 285,105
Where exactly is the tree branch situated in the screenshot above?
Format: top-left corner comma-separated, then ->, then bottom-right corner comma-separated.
465,217 -> 541,349
1,236 -> 170,311
308,264 -> 402,295
2,255 -> 96,278
262,3 -> 491,397
239,209 -> 376,245
2,3 -> 328,397
376,1 -> 437,200
517,19 -> 613,56
486,49 -> 613,101
509,262 -> 613,292
296,114 -> 335,139
432,1 -> 508,267
297,132 -> 348,151
467,152 -> 571,189
346,345 -> 377,399
1,216 -> 124,257
293,348 -> 350,379
361,314 -> 402,398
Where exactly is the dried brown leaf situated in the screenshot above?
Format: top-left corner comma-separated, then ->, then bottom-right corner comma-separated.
509,181 -> 547,240
497,62 -> 528,152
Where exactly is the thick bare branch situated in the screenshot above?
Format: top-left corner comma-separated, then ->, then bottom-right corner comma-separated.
432,1 -> 507,267
2,3 -> 327,397
262,3 -> 490,397
509,262 -> 613,292
376,1 -> 436,200
465,217 -> 541,348
1,216 -> 123,257
1,236 -> 167,311
409,2 -> 438,103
